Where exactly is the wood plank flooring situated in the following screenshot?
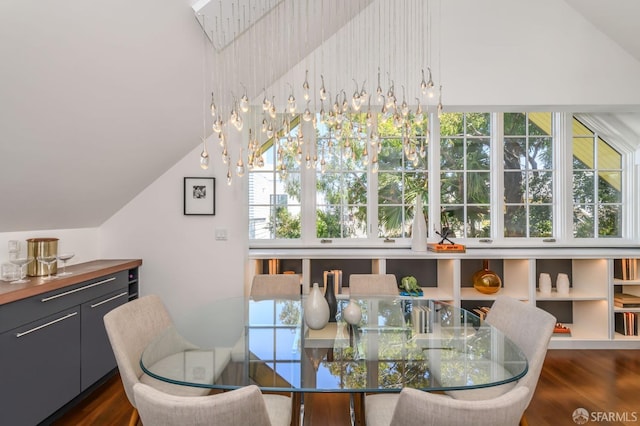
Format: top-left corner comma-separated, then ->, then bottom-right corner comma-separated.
52,350 -> 640,426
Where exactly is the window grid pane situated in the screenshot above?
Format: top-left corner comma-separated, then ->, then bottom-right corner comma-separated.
503,112 -> 554,238
377,114 -> 429,239
572,116 -> 623,238
440,112 -> 491,238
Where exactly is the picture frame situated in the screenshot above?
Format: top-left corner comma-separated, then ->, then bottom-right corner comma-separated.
184,177 -> 215,215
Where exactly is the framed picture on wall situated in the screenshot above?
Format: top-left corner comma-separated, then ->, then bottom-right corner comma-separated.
184,177 -> 215,215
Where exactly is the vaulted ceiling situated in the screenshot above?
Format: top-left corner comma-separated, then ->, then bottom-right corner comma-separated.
1,0 -> 639,232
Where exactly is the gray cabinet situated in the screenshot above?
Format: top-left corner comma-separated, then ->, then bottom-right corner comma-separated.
0,307 -> 80,426
81,289 -> 129,390
0,267 -> 136,425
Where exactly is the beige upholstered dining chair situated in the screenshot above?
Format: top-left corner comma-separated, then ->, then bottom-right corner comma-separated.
250,274 -> 300,299
365,385 -> 530,426
348,274 -> 399,296
103,295 -> 210,426
134,383 -> 292,426
445,295 -> 556,426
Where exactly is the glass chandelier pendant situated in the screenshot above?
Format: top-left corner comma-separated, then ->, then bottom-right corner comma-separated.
359,80 -> 369,104
236,157 -> 245,177
262,90 -> 271,111
420,69 -> 428,94
269,97 -> 277,119
210,93 -> 217,117
426,67 -> 436,99
351,80 -> 362,111
303,101 -> 313,122
376,68 -> 384,103
233,114 -> 243,131
303,70 -> 310,101
319,75 -> 327,101
437,86 -> 444,117
226,167 -> 232,185
414,99 -> 424,124
287,83 -> 296,114
239,84 -> 249,113
221,145 -> 229,164
199,137 -> 209,170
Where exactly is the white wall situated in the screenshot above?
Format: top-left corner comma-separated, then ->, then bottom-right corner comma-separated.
266,0 -> 640,108
99,143 -> 248,319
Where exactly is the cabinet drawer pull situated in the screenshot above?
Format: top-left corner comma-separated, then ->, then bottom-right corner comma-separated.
41,277 -> 117,302
90,292 -> 128,308
16,312 -> 78,338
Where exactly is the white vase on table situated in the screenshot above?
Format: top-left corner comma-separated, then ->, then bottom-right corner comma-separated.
342,299 -> 362,325
411,194 -> 427,252
304,283 -> 330,330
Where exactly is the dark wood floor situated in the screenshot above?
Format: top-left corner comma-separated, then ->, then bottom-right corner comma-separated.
52,350 -> 640,426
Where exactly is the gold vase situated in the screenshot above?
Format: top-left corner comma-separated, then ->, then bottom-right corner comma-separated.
472,260 -> 502,294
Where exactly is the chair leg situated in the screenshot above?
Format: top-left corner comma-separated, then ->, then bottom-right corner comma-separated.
519,414 -> 529,426
128,407 -> 139,426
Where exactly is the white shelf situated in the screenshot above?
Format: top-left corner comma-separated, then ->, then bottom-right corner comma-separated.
613,279 -> 640,285
535,289 -> 607,301
248,249 -> 640,349
614,304 -> 640,311
460,287 -> 526,301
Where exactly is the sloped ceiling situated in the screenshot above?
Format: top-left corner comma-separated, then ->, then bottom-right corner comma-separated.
0,0 -> 639,233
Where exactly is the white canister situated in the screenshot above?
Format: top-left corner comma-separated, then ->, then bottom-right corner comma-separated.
556,273 -> 571,295
539,273 -> 552,294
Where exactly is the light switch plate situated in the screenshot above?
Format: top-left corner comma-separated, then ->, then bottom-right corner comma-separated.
215,229 -> 228,241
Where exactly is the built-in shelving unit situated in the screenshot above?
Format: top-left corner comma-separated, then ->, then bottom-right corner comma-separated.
248,248 -> 640,349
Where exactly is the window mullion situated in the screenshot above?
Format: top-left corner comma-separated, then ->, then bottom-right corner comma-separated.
301,119 -> 316,243
493,112 -> 504,242
429,111 -> 441,238
368,113 -> 379,240
556,112 -> 571,242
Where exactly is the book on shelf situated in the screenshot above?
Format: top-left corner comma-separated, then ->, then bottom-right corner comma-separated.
411,304 -> 434,334
614,293 -> 640,308
614,258 -> 639,280
427,243 -> 466,253
553,323 -> 571,335
472,306 -> 491,320
615,312 -> 639,336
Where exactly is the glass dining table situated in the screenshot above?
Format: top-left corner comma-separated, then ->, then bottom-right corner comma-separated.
141,296 -> 527,424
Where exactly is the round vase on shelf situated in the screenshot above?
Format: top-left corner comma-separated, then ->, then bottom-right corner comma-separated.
472,259 -> 502,294
411,194 -> 427,252
324,272 -> 338,322
342,300 -> 362,325
304,283 -> 330,330
556,273 -> 571,295
538,273 -> 552,294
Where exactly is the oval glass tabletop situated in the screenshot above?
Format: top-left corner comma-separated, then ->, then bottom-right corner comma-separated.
140,296 -> 527,393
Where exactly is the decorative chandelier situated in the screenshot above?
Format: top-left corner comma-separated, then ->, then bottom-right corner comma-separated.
195,0 -> 443,184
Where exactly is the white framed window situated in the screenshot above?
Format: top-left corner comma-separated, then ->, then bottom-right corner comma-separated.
502,112 -> 554,238
439,112 -> 492,239
248,110 -> 632,247
571,116 -> 623,238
